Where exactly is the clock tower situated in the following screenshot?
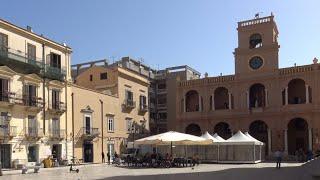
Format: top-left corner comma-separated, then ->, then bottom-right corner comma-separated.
234,14 -> 279,78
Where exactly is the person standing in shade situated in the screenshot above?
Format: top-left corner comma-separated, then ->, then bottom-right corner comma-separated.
107,152 -> 111,165
102,152 -> 105,163
275,149 -> 282,169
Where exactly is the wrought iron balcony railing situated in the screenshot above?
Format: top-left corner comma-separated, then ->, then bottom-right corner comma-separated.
48,129 -> 65,139
0,91 -> 15,104
139,104 -> 148,112
48,101 -> 66,112
0,125 -> 17,137
0,46 -> 43,73
26,127 -> 43,138
123,99 -> 136,109
44,65 -> 66,81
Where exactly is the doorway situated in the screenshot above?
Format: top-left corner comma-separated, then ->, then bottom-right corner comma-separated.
83,143 -> 93,162
52,144 -> 62,161
0,144 -> 11,168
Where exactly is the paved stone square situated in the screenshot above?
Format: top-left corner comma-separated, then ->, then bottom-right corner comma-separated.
2,161 -> 317,180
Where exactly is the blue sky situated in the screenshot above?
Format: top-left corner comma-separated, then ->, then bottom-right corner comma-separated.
1,0 -> 320,76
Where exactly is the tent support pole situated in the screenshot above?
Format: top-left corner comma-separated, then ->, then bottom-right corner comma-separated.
171,142 -> 173,155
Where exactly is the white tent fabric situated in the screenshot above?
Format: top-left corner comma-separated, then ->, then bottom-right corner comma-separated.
200,131 -> 218,142
244,132 -> 264,145
220,131 -> 259,145
212,133 -> 226,142
134,131 -> 213,145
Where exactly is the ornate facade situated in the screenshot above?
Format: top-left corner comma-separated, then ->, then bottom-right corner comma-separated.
175,15 -> 320,158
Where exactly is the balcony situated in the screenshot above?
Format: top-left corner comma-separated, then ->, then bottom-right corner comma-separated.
25,127 -> 43,140
0,126 -> 17,139
48,102 -> 66,115
0,91 -> 15,107
48,129 -> 65,140
76,127 -> 100,141
15,94 -> 43,111
123,99 -> 136,109
43,65 -> 66,81
0,46 -> 43,74
139,104 -> 148,113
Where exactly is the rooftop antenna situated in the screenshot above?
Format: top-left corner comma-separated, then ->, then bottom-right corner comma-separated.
110,56 -> 116,63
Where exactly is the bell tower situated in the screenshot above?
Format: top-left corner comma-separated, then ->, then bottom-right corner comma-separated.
234,14 -> 279,77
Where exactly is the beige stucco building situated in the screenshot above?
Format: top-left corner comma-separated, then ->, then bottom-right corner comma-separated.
71,64 -> 149,163
175,14 -> 320,158
0,19 -> 72,168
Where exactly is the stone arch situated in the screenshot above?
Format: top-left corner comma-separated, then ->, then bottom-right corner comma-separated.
214,122 -> 232,140
214,87 -> 229,110
249,83 -> 265,108
185,123 -> 202,136
185,90 -> 199,112
287,118 -> 309,155
288,79 -> 306,104
249,120 -> 269,155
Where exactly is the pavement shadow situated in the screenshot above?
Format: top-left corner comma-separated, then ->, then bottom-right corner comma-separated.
100,159 -> 320,180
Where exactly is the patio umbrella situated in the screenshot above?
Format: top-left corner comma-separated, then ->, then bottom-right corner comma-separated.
135,131 -> 212,154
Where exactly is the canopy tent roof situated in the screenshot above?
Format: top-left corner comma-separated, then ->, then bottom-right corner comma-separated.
212,133 -> 226,142
244,132 -> 264,145
135,131 -> 213,145
220,131 -> 262,145
200,131 -> 218,143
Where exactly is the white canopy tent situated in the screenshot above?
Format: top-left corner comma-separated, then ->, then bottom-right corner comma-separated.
135,131 -> 212,155
218,131 -> 264,163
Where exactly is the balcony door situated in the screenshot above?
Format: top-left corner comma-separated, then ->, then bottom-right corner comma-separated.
52,90 -> 60,109
51,118 -> 60,136
0,33 -> 8,54
0,79 -> 9,102
50,53 -> 61,69
24,84 -> 37,106
27,43 -> 36,63
85,115 -> 91,134
28,115 -> 37,136
0,144 -> 11,168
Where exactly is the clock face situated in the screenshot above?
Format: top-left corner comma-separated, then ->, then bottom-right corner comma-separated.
249,56 -> 263,70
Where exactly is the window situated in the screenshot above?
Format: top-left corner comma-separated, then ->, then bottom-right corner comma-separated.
28,115 -> 37,135
27,43 -> 36,61
50,53 -> 61,69
140,95 -> 147,108
52,90 -> 60,109
107,116 -> 114,132
50,118 -> 60,135
125,90 -> 133,101
249,33 -> 262,49
100,72 -> 108,80
23,84 -> 37,106
126,118 -> 133,133
0,78 -> 9,102
90,75 -> 93,81
0,33 -> 8,52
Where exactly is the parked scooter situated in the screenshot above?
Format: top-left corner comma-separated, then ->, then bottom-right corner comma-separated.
69,156 -> 79,173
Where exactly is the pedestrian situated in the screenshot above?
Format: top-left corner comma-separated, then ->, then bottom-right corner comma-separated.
101,152 -> 105,163
107,151 -> 111,165
274,149 -> 282,169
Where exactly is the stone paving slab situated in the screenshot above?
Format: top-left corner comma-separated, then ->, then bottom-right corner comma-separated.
1,162 -> 306,180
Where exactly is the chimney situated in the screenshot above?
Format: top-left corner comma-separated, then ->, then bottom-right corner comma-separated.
26,26 -> 33,32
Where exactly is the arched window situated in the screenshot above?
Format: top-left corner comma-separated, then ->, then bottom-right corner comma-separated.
288,79 -> 306,104
185,123 -> 202,136
214,122 -> 232,139
185,90 -> 199,112
214,87 -> 229,110
249,33 -> 262,49
249,83 -> 265,108
288,118 -> 308,155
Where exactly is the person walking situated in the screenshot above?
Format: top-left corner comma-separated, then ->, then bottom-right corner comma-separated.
101,152 -> 105,163
107,152 -> 111,165
275,149 -> 282,169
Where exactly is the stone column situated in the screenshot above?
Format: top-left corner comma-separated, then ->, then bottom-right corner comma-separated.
268,128 -> 272,155
198,95 -> 202,112
309,128 -> 312,151
284,129 -> 288,154
228,93 -> 232,110
246,90 -> 250,109
212,94 -> 215,111
265,89 -> 268,107
306,85 -> 310,104
285,87 -> 288,105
